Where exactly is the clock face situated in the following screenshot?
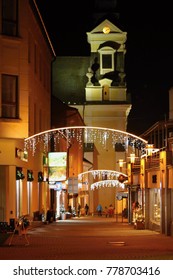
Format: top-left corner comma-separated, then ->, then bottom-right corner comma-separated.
103,26 -> 110,34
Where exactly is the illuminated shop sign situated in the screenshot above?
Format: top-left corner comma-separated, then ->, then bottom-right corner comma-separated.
48,152 -> 67,182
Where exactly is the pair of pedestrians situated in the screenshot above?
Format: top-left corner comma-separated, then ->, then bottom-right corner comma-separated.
77,203 -> 89,216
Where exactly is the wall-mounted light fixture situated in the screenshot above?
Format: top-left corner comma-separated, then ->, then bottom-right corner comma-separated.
118,159 -> 124,168
130,153 -> 136,164
16,167 -> 25,180
146,144 -> 154,156
141,144 -> 160,159
117,159 -> 126,173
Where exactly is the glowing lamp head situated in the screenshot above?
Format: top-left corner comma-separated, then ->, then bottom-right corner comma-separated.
130,153 -> 135,164
118,159 -> 124,168
146,144 -> 154,156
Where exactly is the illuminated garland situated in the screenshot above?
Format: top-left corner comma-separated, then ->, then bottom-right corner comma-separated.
24,126 -> 148,155
78,169 -> 127,181
91,180 -> 126,190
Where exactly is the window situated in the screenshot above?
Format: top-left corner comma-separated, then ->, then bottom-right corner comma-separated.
1,74 -> 19,118
2,0 -> 18,36
115,143 -> 125,152
98,47 -> 115,75
150,188 -> 161,224
102,54 -> 112,69
83,143 -> 94,152
152,175 -> 157,183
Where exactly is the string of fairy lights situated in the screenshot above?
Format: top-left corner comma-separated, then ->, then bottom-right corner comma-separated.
24,126 -> 148,155
78,169 -> 127,181
78,170 -> 128,190
23,127 -> 157,191
90,180 -> 126,190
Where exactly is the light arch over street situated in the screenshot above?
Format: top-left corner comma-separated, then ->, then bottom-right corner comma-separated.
24,126 -> 148,155
78,169 -> 127,180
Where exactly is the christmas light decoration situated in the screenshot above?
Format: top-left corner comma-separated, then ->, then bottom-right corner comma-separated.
78,169 -> 127,181
24,126 -> 148,155
90,179 -> 126,190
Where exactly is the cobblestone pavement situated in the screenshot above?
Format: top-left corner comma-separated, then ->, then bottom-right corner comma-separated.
1,216 -> 173,260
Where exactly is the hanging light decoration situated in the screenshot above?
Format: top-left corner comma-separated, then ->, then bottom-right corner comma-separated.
78,169 -> 127,181
24,126 -> 148,156
91,179 -> 126,190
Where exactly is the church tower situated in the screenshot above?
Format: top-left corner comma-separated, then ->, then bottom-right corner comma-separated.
53,0 -> 132,211
71,0 -> 131,131
70,2 -> 131,209
81,18 -> 131,131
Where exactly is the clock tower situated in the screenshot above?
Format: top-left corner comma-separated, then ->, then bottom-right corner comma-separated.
69,18 -> 131,209
52,1 -> 132,211
73,18 -> 131,130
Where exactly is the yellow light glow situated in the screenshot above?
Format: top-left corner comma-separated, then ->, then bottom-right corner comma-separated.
78,169 -> 127,180
24,126 -> 148,155
146,144 -> 154,156
118,159 -> 124,168
91,179 -> 125,190
25,126 -> 147,144
130,153 -> 135,164
103,26 -> 110,34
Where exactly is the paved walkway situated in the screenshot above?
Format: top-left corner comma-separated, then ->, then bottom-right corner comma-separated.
1,216 -> 173,260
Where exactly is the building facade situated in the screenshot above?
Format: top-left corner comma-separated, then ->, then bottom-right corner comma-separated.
1,0 -> 173,237
51,5 -> 173,234
52,18 -> 132,214
136,88 -> 173,235
0,0 -> 55,223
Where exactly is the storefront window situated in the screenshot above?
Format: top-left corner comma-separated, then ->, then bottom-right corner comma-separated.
150,188 -> 161,224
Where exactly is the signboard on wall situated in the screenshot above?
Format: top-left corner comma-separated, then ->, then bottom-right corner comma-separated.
48,152 -> 67,182
68,177 -> 78,194
49,182 -> 63,190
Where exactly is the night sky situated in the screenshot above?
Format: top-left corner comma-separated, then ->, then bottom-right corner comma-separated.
36,0 -> 173,135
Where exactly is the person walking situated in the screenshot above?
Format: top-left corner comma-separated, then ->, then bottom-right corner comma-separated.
84,204 -> 89,216
108,204 -> 114,217
96,204 -> 103,216
77,203 -> 81,217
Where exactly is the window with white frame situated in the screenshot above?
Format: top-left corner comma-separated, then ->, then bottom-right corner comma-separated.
98,47 -> 115,75
1,74 -> 19,118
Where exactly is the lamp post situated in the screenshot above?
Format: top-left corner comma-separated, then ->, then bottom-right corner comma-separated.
160,151 -> 167,235
140,158 -> 145,225
127,153 -> 139,224
117,155 -> 136,224
142,144 -> 154,229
